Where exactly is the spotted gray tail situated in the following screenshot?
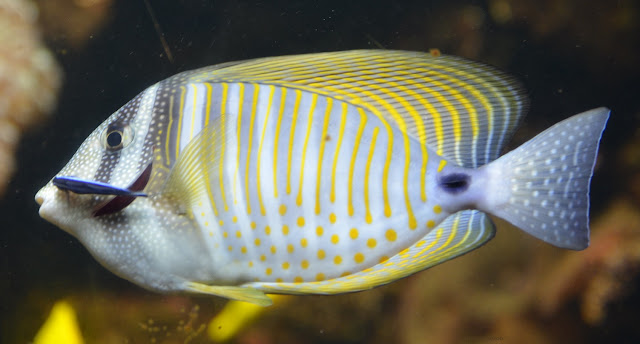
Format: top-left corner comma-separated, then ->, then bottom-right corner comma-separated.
479,107 -> 609,250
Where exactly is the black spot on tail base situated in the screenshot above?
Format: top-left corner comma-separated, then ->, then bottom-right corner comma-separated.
439,173 -> 470,194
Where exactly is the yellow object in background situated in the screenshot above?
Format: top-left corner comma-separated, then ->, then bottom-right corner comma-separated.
33,301 -> 84,344
208,295 -> 291,342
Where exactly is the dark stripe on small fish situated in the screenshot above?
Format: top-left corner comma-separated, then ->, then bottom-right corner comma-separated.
53,177 -> 147,197
93,162 -> 153,217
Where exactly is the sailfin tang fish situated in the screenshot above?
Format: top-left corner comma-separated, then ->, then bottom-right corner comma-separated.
35,50 -> 608,305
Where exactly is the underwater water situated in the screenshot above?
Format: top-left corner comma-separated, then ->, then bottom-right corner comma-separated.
1,0 -> 640,343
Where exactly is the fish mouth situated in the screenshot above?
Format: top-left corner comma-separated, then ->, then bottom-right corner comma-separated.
51,163 -> 153,217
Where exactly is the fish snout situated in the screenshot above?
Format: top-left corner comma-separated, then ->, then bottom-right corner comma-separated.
35,193 -> 44,206
35,185 -> 50,206
34,184 -> 62,220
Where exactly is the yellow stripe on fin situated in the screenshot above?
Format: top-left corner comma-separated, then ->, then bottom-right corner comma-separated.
186,281 -> 273,306
187,50 -> 529,167
244,210 -> 495,295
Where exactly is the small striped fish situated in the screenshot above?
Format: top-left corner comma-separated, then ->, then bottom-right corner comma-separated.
35,50 -> 608,305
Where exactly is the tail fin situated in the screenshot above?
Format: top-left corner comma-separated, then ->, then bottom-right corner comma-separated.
480,108 -> 609,250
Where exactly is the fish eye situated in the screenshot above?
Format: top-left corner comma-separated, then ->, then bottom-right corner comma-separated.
106,130 -> 123,148
101,124 -> 134,151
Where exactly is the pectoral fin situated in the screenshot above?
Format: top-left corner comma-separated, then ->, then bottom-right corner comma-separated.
185,281 -> 273,306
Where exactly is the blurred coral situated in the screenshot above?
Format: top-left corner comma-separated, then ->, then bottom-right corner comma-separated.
35,0 -> 113,49
539,199 -> 640,325
0,0 -> 61,196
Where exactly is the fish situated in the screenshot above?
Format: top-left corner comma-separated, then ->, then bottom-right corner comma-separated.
35,50 -> 609,306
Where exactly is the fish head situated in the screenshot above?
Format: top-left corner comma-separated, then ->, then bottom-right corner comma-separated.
35,90 -> 157,238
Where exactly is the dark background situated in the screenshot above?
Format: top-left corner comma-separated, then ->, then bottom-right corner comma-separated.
2,0 -> 639,343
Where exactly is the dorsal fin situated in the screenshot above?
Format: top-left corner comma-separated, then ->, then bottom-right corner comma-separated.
187,50 -> 529,167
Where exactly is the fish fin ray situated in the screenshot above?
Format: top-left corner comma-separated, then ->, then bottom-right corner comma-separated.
188,50 -> 528,167
185,281 -> 273,306
162,115 -> 228,207
481,107 -> 609,249
244,210 -> 495,294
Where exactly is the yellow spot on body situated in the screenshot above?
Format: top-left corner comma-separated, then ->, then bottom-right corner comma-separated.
379,256 -> 389,264
250,221 -> 257,229
331,234 -> 340,244
316,273 -> 325,281
282,262 -> 290,270
297,217 -> 305,227
340,271 -> 351,277
279,204 -> 287,215
270,246 -> 277,254
219,220 -> 224,226
317,249 -> 326,260
208,231 -> 213,237
294,276 -> 303,283
349,228 -> 359,240
205,221 -> 209,227
260,254 -> 266,262
223,231 -> 229,238
300,238 -> 308,248
301,260 -> 309,269
367,238 -> 377,248
287,244 -> 294,253
235,230 -> 242,238
385,229 -> 397,242
329,213 -> 336,224
241,246 -> 247,254
264,226 -> 272,235
248,261 -> 253,267
276,278 -> 283,283
232,216 -> 238,223
433,205 -> 442,214
282,225 -> 289,235
254,238 -> 261,246
266,268 -> 272,276
201,212 -> 205,217
227,245 -> 233,252
427,220 -> 436,228
334,255 -> 342,265
316,226 -> 324,236
354,252 -> 365,264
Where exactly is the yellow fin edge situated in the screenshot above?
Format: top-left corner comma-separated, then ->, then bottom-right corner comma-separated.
186,281 -> 273,306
